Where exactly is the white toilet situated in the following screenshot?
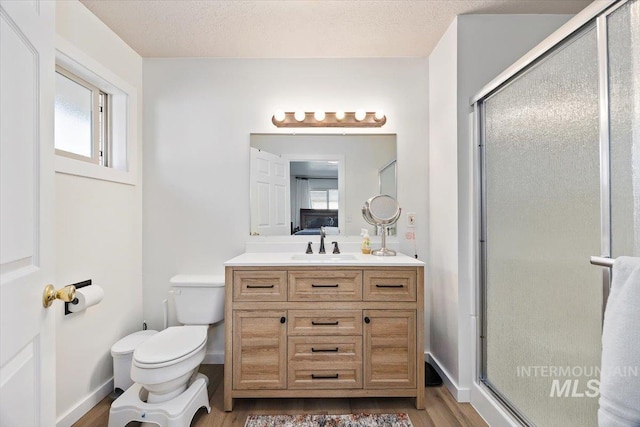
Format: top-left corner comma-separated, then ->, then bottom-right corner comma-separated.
108,274 -> 225,427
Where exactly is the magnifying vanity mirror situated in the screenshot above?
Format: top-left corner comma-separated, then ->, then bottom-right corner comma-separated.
250,133 -> 396,236
362,195 -> 401,256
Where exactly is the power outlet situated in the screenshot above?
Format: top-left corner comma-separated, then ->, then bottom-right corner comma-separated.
407,212 -> 416,227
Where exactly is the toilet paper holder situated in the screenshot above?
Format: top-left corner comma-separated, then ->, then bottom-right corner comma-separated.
65,279 -> 92,315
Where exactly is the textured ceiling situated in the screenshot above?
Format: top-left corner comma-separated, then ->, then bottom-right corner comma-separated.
80,0 -> 594,58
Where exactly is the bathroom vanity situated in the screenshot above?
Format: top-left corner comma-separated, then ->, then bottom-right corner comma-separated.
223,252 -> 425,411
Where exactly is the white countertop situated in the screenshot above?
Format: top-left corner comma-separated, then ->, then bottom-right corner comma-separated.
224,252 -> 424,267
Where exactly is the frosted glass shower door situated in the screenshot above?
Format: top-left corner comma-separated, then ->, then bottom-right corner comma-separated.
609,0 -> 640,258
481,25 -> 602,426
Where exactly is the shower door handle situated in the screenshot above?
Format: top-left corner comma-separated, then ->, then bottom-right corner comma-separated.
590,256 -> 614,267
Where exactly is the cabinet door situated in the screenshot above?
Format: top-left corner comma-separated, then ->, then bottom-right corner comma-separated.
233,310 -> 287,390
363,310 -> 416,389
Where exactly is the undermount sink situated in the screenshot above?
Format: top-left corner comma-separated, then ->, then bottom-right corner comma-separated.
290,254 -> 357,262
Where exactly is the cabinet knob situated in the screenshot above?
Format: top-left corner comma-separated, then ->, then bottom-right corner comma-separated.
280,316 -> 286,324
364,316 -> 370,324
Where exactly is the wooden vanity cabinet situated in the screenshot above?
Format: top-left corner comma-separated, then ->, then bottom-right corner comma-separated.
224,266 -> 424,411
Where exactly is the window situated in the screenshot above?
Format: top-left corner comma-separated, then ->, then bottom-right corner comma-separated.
54,66 -> 109,165
310,189 -> 339,209
54,37 -> 137,185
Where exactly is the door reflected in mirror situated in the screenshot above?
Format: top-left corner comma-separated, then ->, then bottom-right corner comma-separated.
379,159 -> 397,200
250,134 -> 396,236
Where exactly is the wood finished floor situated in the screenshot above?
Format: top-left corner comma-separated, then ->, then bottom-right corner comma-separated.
73,365 -> 488,427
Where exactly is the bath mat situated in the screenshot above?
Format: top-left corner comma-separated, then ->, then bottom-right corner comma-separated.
244,413 -> 413,427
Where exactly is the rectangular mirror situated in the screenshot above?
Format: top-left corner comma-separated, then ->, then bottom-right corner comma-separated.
250,133 -> 397,236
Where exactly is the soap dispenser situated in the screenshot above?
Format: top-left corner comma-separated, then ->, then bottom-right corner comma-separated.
361,229 -> 371,254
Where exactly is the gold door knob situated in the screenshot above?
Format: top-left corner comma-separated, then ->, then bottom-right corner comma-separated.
42,284 -> 76,308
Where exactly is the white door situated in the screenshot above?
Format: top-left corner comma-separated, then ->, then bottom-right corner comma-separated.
1,1 -> 56,426
250,147 -> 290,236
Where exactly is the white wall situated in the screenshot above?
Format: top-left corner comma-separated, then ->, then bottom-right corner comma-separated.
143,58 -> 429,359
428,14 -> 572,401
428,17 -> 460,387
54,2 -> 143,425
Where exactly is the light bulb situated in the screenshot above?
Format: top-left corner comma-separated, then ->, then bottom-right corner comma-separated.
274,110 -> 286,122
355,110 -> 366,121
314,111 -> 326,122
294,111 -> 306,122
335,110 -> 345,120
374,111 -> 385,121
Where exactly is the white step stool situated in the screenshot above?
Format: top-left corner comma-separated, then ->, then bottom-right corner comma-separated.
108,373 -> 210,427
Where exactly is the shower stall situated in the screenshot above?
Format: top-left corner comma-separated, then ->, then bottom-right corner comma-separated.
472,0 -> 639,425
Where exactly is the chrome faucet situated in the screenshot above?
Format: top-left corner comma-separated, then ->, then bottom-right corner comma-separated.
319,227 -> 326,254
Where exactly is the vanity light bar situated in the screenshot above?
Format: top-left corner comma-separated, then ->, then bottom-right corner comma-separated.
272,111 -> 386,128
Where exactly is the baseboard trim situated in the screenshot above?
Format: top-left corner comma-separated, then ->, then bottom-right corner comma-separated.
203,350 -> 224,365
56,377 -> 113,427
471,382 -> 520,427
426,352 -> 471,402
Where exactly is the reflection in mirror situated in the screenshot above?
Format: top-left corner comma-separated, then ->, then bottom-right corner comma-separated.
250,134 -> 396,236
379,160 -> 397,200
290,161 -> 339,235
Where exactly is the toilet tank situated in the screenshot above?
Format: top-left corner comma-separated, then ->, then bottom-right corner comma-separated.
170,275 -> 225,325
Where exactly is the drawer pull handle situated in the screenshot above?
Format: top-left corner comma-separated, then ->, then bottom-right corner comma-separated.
246,284 -> 275,289
280,317 -> 286,324
375,284 -> 404,288
311,284 -> 339,288
364,317 -> 371,324
311,374 -> 339,379
311,320 -> 339,326
311,347 -> 339,353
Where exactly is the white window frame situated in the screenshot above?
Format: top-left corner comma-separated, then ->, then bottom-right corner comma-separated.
55,65 -> 104,165
54,36 -> 138,186
309,188 -> 339,210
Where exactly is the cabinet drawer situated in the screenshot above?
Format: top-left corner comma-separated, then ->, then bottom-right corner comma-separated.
288,336 -> 362,363
288,366 -> 362,389
233,271 -> 287,301
288,270 -> 362,301
363,269 -> 417,301
288,310 -> 362,336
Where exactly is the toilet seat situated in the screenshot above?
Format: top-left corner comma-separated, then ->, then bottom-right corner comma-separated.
130,325 -> 208,393
133,326 -> 207,369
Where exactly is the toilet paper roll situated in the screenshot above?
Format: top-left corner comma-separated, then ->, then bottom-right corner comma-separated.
68,285 -> 104,313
